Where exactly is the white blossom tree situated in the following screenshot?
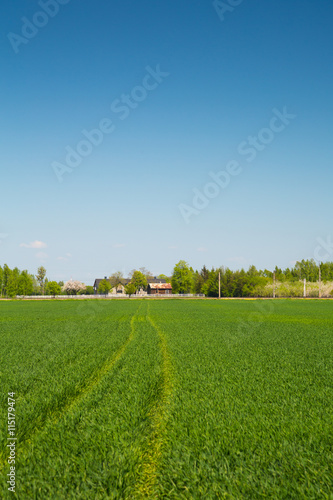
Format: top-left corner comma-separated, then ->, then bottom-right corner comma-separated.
62,280 -> 86,295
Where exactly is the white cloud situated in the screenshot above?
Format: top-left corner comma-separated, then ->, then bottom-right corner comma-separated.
20,240 -> 47,249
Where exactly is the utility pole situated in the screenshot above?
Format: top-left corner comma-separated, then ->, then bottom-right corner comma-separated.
273,272 -> 276,298
303,278 -> 306,298
218,271 -> 221,299
319,263 -> 322,298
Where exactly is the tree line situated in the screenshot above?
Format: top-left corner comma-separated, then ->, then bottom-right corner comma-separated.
0,265 -> 94,298
1,259 -> 333,298
94,260 -> 333,298
171,259 -> 333,297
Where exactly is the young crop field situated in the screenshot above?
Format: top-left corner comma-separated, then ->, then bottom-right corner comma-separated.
0,299 -> 333,498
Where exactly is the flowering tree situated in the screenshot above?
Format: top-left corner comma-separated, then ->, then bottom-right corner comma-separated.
62,280 -> 86,295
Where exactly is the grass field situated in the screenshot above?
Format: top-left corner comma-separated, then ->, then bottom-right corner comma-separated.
1,299 -> 333,499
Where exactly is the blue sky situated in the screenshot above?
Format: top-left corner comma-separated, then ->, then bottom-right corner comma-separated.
1,0 -> 333,283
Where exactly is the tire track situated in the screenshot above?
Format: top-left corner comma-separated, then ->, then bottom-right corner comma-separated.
50,304 -> 141,423
135,304 -> 174,499
0,304 -> 141,473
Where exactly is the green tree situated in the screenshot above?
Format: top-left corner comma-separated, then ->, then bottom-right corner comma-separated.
157,274 -> 171,283
31,275 -> 40,295
6,268 -> 20,298
171,260 -> 193,294
45,281 -> 62,297
0,266 -> 3,297
98,279 -> 111,295
2,264 -> 11,297
80,285 -> 94,295
193,266 -> 210,294
131,270 -> 148,291
139,267 -> 153,278
321,262 -> 333,281
205,268 -> 220,297
125,283 -> 137,297
17,270 -> 34,296
241,267 -> 268,297
109,271 -> 124,289
36,266 -> 47,295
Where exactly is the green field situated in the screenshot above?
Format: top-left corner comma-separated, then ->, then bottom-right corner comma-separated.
1,299 -> 333,499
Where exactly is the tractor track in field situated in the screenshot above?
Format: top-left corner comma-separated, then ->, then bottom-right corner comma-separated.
49,304 -> 141,423
134,304 -> 174,499
0,304 -> 142,473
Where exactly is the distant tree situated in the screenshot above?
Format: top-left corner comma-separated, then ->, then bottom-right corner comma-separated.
241,267 -> 268,297
31,275 -> 40,295
36,266 -> 47,295
131,270 -> 148,291
157,274 -> 171,283
45,281 -> 62,297
292,259 -> 318,282
62,280 -> 86,295
205,268 -> 220,297
6,268 -> 20,298
200,267 -> 235,297
193,270 -> 201,294
247,265 -> 259,276
193,266 -> 210,294
1,264 -> 10,297
125,283 -> 137,297
171,260 -> 193,294
129,267 -> 153,280
80,285 -> 94,295
139,267 -> 153,278
263,269 -> 273,279
321,262 -> 333,281
17,270 -> 34,296
283,267 -> 297,282
98,279 -> 111,296
109,271 -> 124,288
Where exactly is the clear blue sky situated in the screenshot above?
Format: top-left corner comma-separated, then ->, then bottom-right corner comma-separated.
1,0 -> 332,284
